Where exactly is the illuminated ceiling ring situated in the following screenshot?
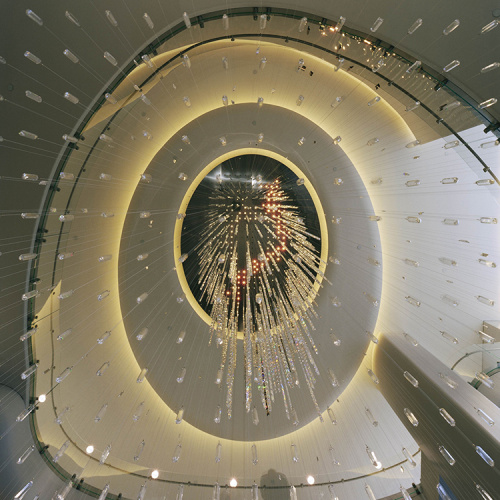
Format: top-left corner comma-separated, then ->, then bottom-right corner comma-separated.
173,147 -> 329,330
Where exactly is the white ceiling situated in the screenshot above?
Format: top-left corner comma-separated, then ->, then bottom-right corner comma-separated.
0,1 -> 499,499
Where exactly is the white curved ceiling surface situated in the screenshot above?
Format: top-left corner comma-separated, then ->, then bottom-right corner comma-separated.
1,1 -> 499,500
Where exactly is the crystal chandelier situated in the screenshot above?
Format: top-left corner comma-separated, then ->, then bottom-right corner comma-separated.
180,161 -> 328,423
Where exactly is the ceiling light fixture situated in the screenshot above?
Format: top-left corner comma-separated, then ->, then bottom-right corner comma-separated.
180,160 -> 327,421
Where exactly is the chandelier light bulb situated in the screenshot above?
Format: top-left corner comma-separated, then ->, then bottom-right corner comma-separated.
21,364 -> 37,380
95,485 -> 110,500
26,9 -> 43,25
326,445 -> 339,466
443,19 -> 460,35
251,483 -> 259,500
143,13 -> 154,29
176,367 -> 186,383
475,407 -> 494,426
103,51 -> 118,66
481,19 -> 499,34
402,447 -> 417,468
408,18 -> 423,34
403,371 -> 419,387
438,445 -> 455,465
140,173 -> 152,183
96,362 -> 110,377
306,475 -> 315,485
25,90 -> 42,103
327,407 -> 337,424
370,17 -> 384,32
406,60 -> 421,74
400,486 -> 412,500
441,101 -> 460,111
404,408 -> 419,426
259,14 -> 267,30
479,98 -> 497,109
54,406 -> 70,425
229,478 -> 237,488
19,253 -> 37,261
481,62 -> 500,73
213,483 -> 221,500
137,367 -> 148,383
365,446 -> 382,469
251,444 -> 258,465
473,445 -> 495,467
405,100 -> 420,111
16,404 -> 36,422
176,407 -> 185,424
53,440 -> 70,463
214,405 -> 221,424
439,373 -> 458,389
328,484 -> 339,499
252,407 -> 259,425
364,408 -> 379,429
336,16 -> 346,31
14,482 -> 33,500
56,367 -> 72,384
476,484 -> 494,500
443,60 -> 460,72
19,130 -> 38,140
17,445 -> 35,464
367,369 -> 379,384
479,217 -> 497,224
476,372 -> 494,388
137,484 -> 147,500
134,440 -> 145,462
142,54 -> 153,68
182,54 -> 191,69
173,443 -> 182,462
24,51 -> 41,64
94,404 -> 108,423
105,10 -> 118,27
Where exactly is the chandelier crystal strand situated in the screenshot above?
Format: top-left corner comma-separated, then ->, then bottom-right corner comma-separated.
182,176 -> 325,420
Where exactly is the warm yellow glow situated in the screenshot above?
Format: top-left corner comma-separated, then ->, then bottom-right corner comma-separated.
31,36 -> 423,484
